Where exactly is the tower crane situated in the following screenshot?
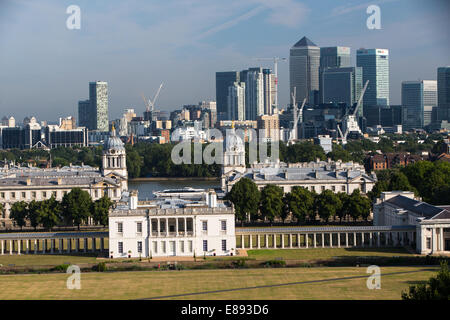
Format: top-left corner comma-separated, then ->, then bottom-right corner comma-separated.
141,82 -> 164,113
337,80 -> 369,145
288,87 -> 306,144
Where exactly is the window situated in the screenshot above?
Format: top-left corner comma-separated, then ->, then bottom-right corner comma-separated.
180,241 -> 185,253
161,241 -> 166,253
0,192 -> 4,199
11,192 -> 15,199
203,240 -> 208,252
117,222 -> 123,233
52,191 -> 57,197
321,186 -> 325,192
188,240 -> 193,252
118,242 -> 123,254
152,241 -> 158,253
221,220 -> 227,231
137,241 -> 142,253
426,238 -> 431,250
222,239 -> 227,251
341,186 -> 346,192
202,221 -> 208,231
136,222 -> 142,233
31,191 -> 36,199
311,186 -> 315,192
21,192 -> 26,199
331,186 -> 336,192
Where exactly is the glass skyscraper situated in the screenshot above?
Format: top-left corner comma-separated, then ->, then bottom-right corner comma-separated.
89,81 -> 109,132
289,36 -> 320,105
321,67 -> 363,116
356,48 -> 389,107
401,80 -> 437,130
437,66 -> 450,122
216,71 -> 240,116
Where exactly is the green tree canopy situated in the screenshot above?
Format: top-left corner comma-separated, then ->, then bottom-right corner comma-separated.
402,261 -> 450,300
285,186 -> 314,224
259,185 -> 284,224
228,178 -> 260,225
10,201 -> 28,230
92,195 -> 113,226
315,190 -> 341,222
37,196 -> 62,231
61,188 -> 93,230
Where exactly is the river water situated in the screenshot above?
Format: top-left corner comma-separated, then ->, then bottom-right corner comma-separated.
128,180 -> 220,200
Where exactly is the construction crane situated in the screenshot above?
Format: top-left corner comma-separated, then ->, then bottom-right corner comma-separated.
337,80 -> 369,145
288,87 -> 306,143
254,57 -> 287,110
141,82 -> 164,113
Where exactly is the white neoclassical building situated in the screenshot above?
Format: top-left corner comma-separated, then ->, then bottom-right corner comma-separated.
108,189 -> 236,258
0,128 -> 128,229
373,191 -> 450,254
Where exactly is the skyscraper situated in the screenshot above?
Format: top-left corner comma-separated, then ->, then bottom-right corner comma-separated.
401,80 -> 437,130
78,100 -> 91,128
262,69 -> 276,115
289,36 -> 320,105
320,47 -> 351,69
356,49 -> 389,107
321,67 -> 363,115
216,72 -> 240,116
243,69 -> 264,120
89,81 -> 109,132
437,66 -> 450,122
227,82 -> 246,121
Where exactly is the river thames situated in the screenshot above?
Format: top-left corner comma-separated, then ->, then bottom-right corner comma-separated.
128,179 -> 220,199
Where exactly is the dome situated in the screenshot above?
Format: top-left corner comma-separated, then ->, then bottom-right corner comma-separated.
225,129 -> 244,153
104,131 -> 125,151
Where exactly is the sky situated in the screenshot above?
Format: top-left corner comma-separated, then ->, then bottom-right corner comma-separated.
0,0 -> 449,123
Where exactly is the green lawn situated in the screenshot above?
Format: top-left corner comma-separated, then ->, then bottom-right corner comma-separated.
0,266 -> 436,300
0,254 -> 100,267
246,247 -> 413,261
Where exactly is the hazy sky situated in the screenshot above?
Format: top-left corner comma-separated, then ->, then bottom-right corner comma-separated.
0,0 -> 449,123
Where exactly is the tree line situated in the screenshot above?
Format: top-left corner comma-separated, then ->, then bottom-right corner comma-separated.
226,178 -> 371,225
9,188 -> 112,231
367,160 -> 450,205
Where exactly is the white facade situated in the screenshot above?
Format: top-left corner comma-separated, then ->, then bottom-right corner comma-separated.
373,191 -> 450,254
109,190 -> 236,258
227,82 -> 246,121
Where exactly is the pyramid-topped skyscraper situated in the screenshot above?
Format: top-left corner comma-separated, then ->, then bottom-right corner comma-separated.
289,36 -> 320,105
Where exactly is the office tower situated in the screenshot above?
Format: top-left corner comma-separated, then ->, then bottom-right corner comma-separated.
321,67 -> 363,115
437,66 -> 450,122
257,114 -> 280,142
78,100 -> 91,128
356,48 -> 389,107
262,69 -> 275,114
227,82 -> 246,121
320,47 -> 351,69
88,81 -> 109,132
289,36 -> 320,104
216,72 -> 240,116
243,69 -> 264,120
319,46 -> 351,103
402,80 -> 437,129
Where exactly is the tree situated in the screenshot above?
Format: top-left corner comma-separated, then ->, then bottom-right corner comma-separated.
348,189 -> 371,221
38,196 -> 62,231
92,195 -> 113,226
27,200 -> 41,230
336,192 -> 350,223
315,190 -> 341,222
285,186 -> 314,224
327,143 -> 352,162
125,145 -> 143,178
10,201 -> 28,230
402,261 -> 450,300
259,185 -> 284,224
228,178 -> 260,225
61,188 -> 93,230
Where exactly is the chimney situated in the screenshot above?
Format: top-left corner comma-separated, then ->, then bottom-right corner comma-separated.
129,190 -> 138,210
57,178 -> 62,185
208,189 -> 217,208
26,178 -> 32,186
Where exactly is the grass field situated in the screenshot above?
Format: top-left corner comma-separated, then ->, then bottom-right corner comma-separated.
245,247 -> 413,261
0,266 -> 436,300
0,254 -> 99,266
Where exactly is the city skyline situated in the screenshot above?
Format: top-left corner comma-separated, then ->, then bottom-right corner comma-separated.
0,0 -> 449,122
